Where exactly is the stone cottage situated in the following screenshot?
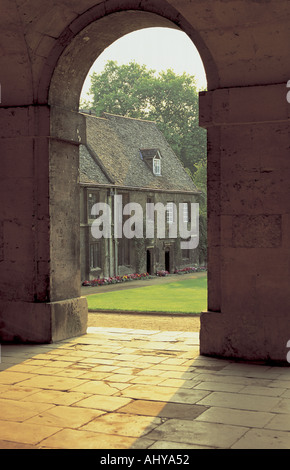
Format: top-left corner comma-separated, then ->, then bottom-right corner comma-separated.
79,112 -> 200,281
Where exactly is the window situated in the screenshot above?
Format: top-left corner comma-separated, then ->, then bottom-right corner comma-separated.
182,249 -> 190,260
90,243 -> 101,269
166,202 -> 174,224
140,149 -> 162,176
118,238 -> 131,266
182,202 -> 191,223
153,156 -> 161,175
88,192 -> 99,219
147,197 -> 154,221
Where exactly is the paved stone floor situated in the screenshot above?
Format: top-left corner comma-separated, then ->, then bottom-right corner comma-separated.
0,326 -> 290,449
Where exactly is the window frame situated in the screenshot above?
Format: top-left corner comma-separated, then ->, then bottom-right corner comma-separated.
90,242 -> 101,269
182,202 -> 191,224
153,155 -> 161,176
87,191 -> 99,220
166,201 -> 174,224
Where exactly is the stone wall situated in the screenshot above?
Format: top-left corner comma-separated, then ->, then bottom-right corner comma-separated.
0,1 -> 289,359
80,187 -> 199,280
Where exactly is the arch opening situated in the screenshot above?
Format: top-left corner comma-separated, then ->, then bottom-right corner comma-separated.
1,0 -> 288,362
46,5 -> 212,342
47,9 -> 216,109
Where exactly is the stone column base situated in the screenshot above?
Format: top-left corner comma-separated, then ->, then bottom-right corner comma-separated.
200,310 -> 289,365
0,297 -> 88,344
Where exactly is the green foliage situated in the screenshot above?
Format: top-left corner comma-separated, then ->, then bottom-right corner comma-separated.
192,160 -> 207,213
80,60 -> 207,175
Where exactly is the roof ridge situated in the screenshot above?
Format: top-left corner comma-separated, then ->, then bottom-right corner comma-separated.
103,112 -> 156,124
80,112 -> 108,122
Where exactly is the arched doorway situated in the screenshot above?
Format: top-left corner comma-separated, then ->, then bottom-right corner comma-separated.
44,4 -> 290,362
2,0 -> 289,362
43,5 -> 214,344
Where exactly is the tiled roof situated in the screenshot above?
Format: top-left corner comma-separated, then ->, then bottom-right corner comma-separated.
79,112 -> 197,193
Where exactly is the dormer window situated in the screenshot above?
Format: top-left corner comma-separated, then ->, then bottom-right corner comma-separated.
153,156 -> 161,175
140,149 -> 162,176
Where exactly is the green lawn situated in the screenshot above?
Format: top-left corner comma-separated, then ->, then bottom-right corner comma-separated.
86,276 -> 207,314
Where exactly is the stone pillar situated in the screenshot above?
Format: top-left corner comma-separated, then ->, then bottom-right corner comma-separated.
199,84 -> 290,363
0,105 -> 88,343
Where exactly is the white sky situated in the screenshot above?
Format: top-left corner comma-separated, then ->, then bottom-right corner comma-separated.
81,27 -> 207,102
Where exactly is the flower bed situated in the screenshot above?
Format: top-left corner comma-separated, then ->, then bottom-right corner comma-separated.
174,266 -> 207,274
156,270 -> 169,277
82,267 -> 207,287
82,272 -> 152,287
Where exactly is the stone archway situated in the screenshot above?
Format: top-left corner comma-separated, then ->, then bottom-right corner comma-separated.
1,1 -> 289,362
42,6 -> 216,345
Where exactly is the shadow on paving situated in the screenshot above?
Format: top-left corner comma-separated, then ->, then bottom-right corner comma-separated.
111,334 -> 237,450
0,327 -> 289,449
0,343 -> 66,372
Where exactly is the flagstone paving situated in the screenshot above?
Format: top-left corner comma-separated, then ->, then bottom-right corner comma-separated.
0,326 -> 290,449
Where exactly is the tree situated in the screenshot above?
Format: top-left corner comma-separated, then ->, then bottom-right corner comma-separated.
80,60 -> 206,175
192,160 -> 207,211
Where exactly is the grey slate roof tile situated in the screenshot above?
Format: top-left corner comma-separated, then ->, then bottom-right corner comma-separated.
79,112 -> 197,193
